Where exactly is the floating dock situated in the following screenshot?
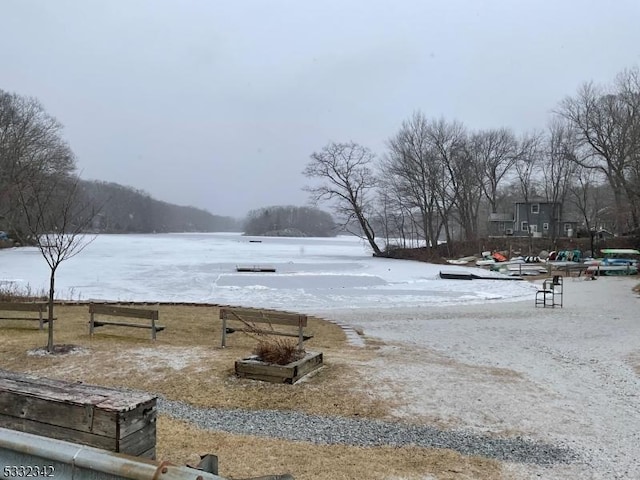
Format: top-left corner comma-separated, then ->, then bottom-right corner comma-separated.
439,271 -> 523,281
236,265 -> 277,272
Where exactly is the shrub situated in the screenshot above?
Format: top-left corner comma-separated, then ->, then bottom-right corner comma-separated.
0,284 -> 47,302
253,338 -> 305,365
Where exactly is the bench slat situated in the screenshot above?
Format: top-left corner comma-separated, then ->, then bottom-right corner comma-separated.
0,303 -> 51,330
220,307 -> 308,348
231,327 -> 313,340
0,303 -> 47,312
92,321 -> 165,331
89,304 -> 158,320
0,318 -> 54,322
220,308 -> 306,327
89,304 -> 163,340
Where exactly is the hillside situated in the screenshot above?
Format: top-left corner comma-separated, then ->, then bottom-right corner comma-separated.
80,180 -> 241,233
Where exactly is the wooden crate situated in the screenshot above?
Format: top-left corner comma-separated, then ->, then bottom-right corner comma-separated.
235,351 -> 323,384
0,369 -> 157,458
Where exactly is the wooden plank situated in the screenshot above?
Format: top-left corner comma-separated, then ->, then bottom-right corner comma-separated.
235,361 -> 294,377
116,399 -> 157,438
220,308 -> 306,327
292,352 -> 323,381
137,446 -> 156,460
92,321 -> 165,330
0,317 -> 51,323
119,421 -> 156,455
232,327 -> 313,340
0,389 -> 118,437
236,266 -> 277,272
0,302 -> 47,312
235,371 -> 291,384
0,370 -> 156,410
0,377 -> 109,405
0,413 -> 116,451
89,304 -> 158,320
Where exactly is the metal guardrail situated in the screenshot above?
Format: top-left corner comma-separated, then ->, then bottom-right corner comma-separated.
0,427 -> 227,480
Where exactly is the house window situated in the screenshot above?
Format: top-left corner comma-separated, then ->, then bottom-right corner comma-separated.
531,203 -> 540,214
564,223 -> 572,232
521,221 -> 528,232
529,224 -> 538,233
543,223 -> 549,231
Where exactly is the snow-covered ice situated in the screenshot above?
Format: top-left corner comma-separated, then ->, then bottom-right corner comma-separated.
0,232 -> 537,310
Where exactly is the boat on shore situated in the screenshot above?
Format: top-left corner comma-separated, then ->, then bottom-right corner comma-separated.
585,248 -> 639,276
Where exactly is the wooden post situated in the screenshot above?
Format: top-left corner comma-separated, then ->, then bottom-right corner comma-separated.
151,311 -> 158,340
298,316 -> 304,349
38,307 -> 44,331
221,317 -> 227,347
89,310 -> 95,336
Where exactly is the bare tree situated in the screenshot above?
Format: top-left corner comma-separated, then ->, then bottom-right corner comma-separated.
541,120 -> 580,242
303,142 -> 382,255
0,90 -> 75,237
557,69 -> 640,233
426,118 -> 480,242
384,112 -> 442,248
470,128 -> 519,213
568,168 -> 608,254
514,132 -> 543,253
18,174 -> 96,353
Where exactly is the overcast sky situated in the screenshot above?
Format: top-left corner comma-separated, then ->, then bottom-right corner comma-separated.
2,1 -> 639,218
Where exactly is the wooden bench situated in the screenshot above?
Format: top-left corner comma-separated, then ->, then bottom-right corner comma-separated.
220,307 -> 311,348
0,302 -> 52,330
89,304 -> 165,340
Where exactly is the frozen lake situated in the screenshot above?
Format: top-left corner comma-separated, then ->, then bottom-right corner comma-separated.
0,233 -> 536,312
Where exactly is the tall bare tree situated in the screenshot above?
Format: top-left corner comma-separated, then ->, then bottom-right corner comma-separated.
470,128 -> 519,214
303,142 -> 382,255
557,69 -> 640,233
428,119 -> 481,241
541,120 -> 580,241
514,132 -> 543,253
0,90 -> 75,236
568,168 -> 608,254
385,112 -> 441,247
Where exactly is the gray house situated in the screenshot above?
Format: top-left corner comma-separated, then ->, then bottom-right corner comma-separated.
488,200 -> 578,238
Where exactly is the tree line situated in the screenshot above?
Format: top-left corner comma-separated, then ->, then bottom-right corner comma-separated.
79,180 -> 240,233
304,67 -> 640,255
243,205 -> 335,237
0,89 -> 239,240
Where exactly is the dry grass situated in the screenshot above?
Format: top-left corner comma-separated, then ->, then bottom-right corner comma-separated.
158,416 -> 503,480
0,304 -> 389,417
0,303 -> 508,478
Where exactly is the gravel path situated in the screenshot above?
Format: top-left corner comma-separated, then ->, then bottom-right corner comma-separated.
158,398 -> 576,465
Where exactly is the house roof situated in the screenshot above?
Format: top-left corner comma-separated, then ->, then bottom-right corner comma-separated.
488,213 -> 514,222
514,198 -> 558,205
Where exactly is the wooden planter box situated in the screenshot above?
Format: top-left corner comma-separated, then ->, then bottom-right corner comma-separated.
235,351 -> 323,384
0,369 -> 157,458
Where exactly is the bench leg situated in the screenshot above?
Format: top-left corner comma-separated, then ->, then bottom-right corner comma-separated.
221,318 -> 227,347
